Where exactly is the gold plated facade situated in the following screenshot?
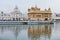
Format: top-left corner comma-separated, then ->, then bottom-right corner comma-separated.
28,6 -> 52,21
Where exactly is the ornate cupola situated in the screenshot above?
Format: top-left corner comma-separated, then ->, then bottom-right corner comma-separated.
10,6 -> 23,21
14,6 -> 21,14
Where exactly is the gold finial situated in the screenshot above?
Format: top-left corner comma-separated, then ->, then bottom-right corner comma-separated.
35,5 -> 37,8
48,8 -> 51,12
48,8 -> 51,11
28,9 -> 30,12
45,9 -> 47,11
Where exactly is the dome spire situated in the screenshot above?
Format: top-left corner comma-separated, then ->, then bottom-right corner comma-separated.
35,4 -> 37,8
14,6 -> 18,10
14,5 -> 19,12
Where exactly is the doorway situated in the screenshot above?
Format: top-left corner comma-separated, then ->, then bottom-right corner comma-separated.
44,18 -> 48,21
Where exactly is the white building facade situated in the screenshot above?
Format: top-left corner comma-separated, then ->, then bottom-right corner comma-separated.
0,6 -> 23,21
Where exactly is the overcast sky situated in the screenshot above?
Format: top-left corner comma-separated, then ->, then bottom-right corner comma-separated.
0,0 -> 60,14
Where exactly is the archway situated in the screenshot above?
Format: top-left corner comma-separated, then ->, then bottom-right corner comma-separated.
16,18 -> 18,21
13,18 -> 15,21
44,18 -> 48,21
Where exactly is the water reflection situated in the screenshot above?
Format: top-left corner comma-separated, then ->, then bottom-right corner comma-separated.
0,25 -> 54,40
28,25 -> 53,40
0,25 -> 29,40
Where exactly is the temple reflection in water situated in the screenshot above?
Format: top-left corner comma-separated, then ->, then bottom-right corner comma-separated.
0,25 -> 54,40
28,25 -> 54,40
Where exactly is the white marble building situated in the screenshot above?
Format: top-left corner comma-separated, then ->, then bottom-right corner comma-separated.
0,6 -> 23,21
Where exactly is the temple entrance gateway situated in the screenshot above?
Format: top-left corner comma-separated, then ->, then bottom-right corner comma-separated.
44,18 -> 48,21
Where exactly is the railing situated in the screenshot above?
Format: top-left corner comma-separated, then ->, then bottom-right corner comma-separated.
0,20 -> 53,22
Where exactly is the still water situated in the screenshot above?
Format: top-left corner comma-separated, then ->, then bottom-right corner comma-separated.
0,22 -> 60,40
